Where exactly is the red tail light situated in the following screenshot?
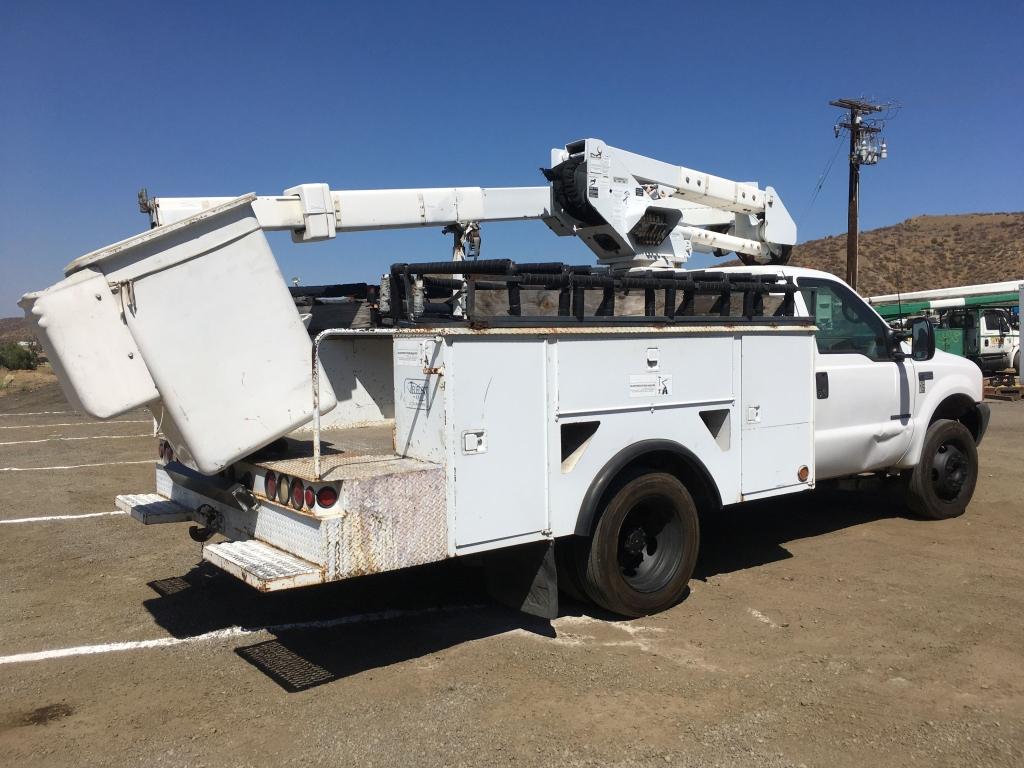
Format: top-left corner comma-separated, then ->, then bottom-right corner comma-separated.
316,486 -> 338,508
291,480 -> 305,509
264,471 -> 277,499
304,486 -> 315,508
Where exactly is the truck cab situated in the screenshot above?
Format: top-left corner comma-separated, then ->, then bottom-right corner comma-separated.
728,266 -> 988,493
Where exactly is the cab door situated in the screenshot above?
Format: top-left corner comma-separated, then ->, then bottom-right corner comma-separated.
795,277 -> 915,479
981,309 -> 1013,365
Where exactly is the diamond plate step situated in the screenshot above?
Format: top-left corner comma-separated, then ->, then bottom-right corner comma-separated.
116,493 -> 192,524
203,539 -> 324,592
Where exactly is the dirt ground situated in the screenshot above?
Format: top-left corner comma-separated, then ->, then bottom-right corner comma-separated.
0,365 -> 58,397
0,381 -> 1021,768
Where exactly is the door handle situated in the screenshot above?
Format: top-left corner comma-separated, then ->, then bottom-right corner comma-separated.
816,372 -> 829,399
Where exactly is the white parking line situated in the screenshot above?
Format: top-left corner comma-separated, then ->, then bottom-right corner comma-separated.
748,608 -> 780,628
0,421 -> 150,430
0,511 -> 127,525
0,411 -> 75,417
0,605 -> 483,666
0,459 -> 153,472
0,434 -> 151,446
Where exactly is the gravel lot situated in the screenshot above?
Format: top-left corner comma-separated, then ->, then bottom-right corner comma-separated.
1,382 -> 1021,767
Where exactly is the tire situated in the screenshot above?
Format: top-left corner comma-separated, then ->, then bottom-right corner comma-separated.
905,419 -> 978,520
1013,350 -> 1020,372
577,471 -> 699,617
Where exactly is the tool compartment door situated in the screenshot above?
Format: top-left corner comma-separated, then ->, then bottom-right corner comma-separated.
740,333 -> 815,495
450,339 -> 548,548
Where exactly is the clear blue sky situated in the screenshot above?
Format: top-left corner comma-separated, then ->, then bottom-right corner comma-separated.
2,0 -> 1022,314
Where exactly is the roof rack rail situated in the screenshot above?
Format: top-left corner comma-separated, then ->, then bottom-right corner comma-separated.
380,261 -> 806,328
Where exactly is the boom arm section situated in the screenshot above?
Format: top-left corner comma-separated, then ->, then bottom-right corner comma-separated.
543,138 -> 796,268
140,138 -> 795,270
145,186 -> 555,238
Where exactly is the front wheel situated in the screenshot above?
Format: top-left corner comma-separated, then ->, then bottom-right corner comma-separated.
578,471 -> 699,617
904,419 -> 978,520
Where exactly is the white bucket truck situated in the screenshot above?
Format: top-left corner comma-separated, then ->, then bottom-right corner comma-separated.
21,140 -> 989,618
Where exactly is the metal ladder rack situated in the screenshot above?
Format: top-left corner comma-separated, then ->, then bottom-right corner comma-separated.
382,260 -> 807,327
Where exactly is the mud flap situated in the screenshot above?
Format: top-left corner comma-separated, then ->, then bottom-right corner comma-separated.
482,540 -> 559,619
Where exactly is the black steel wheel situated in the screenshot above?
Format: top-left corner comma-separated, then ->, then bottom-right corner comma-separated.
578,470 -> 699,617
905,419 -> 978,520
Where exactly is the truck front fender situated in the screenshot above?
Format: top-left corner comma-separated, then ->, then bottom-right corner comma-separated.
897,356 -> 985,468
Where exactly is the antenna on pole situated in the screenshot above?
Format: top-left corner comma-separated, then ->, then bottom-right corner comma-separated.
829,98 -> 894,291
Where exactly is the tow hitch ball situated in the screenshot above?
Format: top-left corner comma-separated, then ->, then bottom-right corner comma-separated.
188,504 -> 220,543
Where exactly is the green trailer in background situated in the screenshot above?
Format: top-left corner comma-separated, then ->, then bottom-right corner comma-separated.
868,281 -> 1021,373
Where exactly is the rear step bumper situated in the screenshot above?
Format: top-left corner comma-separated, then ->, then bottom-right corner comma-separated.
116,492 -> 323,592
203,540 -> 323,591
116,493 -> 193,524
116,462 -> 448,591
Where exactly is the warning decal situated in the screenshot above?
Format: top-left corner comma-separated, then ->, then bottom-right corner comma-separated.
628,374 -> 673,398
403,378 -> 429,409
396,348 -> 420,366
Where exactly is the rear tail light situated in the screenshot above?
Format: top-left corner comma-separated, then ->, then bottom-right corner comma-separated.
277,476 -> 291,504
158,441 -> 165,460
291,480 -> 305,509
304,486 -> 315,508
316,486 -> 338,508
264,471 -> 277,499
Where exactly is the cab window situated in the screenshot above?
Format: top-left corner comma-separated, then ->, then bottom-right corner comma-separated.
799,278 -> 891,361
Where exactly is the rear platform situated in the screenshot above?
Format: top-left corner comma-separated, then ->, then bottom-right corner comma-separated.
250,422 -> 427,484
120,421 -> 448,591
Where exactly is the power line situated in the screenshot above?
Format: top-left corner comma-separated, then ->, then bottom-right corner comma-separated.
798,135 -> 846,226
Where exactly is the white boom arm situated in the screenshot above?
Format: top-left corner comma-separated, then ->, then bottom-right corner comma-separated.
146,186 -> 554,236
142,138 -> 796,269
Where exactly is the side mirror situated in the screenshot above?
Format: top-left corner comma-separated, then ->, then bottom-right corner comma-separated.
910,317 -> 935,361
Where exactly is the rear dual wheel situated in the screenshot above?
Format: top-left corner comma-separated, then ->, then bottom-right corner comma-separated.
564,471 -> 699,618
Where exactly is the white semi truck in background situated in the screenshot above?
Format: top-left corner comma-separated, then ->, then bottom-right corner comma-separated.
21,139 -> 989,618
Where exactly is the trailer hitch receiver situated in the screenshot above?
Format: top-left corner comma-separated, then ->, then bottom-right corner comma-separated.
188,504 -> 221,543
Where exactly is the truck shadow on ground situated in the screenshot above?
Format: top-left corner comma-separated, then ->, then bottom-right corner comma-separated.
142,484 -> 907,691
695,482 -> 908,580
143,559 -> 558,692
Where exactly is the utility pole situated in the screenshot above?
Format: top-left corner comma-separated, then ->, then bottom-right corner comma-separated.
830,98 -> 889,290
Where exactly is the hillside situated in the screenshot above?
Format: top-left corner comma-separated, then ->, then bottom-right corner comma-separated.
0,317 -> 34,344
787,212 -> 1024,296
